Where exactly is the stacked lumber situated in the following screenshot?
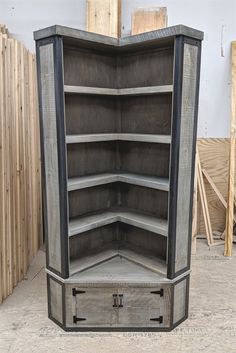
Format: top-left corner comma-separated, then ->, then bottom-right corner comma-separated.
0,24 -> 42,303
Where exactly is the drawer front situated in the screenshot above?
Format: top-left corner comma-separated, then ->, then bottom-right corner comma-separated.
117,286 -> 171,327
66,286 -> 119,327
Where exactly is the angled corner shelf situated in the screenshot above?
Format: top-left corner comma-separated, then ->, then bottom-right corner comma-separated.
64,84 -> 173,96
66,133 -> 171,144
67,172 -> 169,191
35,24 -> 203,331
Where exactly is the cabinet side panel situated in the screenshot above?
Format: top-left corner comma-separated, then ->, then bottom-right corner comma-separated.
48,276 -> 63,325
173,277 -> 188,325
39,44 -> 61,272
174,43 -> 199,273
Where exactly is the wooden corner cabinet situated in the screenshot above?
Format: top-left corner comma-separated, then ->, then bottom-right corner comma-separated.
34,24 -> 203,331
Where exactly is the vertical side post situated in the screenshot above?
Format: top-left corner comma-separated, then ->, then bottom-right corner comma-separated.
36,36 -> 69,278
168,36 -> 202,279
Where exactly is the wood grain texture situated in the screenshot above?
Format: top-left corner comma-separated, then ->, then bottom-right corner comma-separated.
197,138 -> 229,234
0,26 -> 42,303
175,43 -> 198,272
87,0 -> 121,38
225,42 -> 236,256
39,44 -> 62,273
49,277 -> 63,324
131,7 -> 167,35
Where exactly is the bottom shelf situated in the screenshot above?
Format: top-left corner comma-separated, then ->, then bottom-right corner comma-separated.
70,249 -> 167,280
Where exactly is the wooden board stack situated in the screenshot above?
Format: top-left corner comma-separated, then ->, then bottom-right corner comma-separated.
0,24 -> 42,303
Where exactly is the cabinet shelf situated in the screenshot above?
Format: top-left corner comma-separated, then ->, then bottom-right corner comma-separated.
70,249 -> 167,277
66,133 -> 171,144
64,85 -> 173,96
69,210 -> 168,237
68,172 -> 169,191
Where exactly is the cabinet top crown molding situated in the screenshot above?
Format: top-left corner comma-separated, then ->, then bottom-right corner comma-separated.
34,24 -> 203,49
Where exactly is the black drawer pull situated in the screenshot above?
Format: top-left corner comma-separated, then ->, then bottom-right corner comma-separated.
118,294 -> 123,307
73,315 -> 86,323
150,316 -> 163,323
150,289 -> 164,297
113,294 -> 118,307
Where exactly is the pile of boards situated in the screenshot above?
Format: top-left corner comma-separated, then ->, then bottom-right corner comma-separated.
0,24 -> 42,303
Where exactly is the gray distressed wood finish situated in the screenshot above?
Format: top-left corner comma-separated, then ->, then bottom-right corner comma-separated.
34,24 -> 203,44
64,85 -> 173,95
39,44 -> 62,273
68,173 -> 169,191
65,284 -> 171,328
36,24 -> 202,330
173,278 -> 187,324
66,133 -> 171,144
69,210 -> 168,237
174,43 -> 198,273
49,277 -> 63,324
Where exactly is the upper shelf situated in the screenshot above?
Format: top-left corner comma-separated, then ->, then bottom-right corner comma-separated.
68,172 -> 169,192
66,133 -> 171,144
64,85 -> 173,96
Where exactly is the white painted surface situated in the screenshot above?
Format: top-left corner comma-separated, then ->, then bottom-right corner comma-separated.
0,0 -> 235,137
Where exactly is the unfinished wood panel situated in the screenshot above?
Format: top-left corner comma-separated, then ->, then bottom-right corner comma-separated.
87,0 -> 121,38
225,42 -> 236,256
131,7 -> 167,35
197,139 -> 229,234
0,26 -> 42,304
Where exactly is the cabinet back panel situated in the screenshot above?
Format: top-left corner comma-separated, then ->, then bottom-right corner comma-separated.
120,184 -> 168,219
118,47 -> 174,88
69,184 -> 118,218
64,47 -> 116,87
67,142 -> 117,177
119,224 -> 167,261
120,94 -> 172,135
119,142 -> 170,177
65,95 -> 118,134
70,225 -> 118,261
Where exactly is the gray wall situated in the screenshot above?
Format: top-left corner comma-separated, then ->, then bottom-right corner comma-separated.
0,0 -> 235,138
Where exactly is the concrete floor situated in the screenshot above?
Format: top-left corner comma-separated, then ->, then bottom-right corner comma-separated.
0,240 -> 236,353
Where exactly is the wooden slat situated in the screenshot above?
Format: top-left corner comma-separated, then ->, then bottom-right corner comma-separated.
225,42 -> 236,256
196,150 -> 214,246
66,133 -> 171,144
64,85 -> 173,96
131,7 -> 167,35
87,0 -> 121,38
0,26 -> 42,303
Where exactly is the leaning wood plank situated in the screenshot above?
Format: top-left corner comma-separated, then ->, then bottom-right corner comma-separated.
225,41 -> 236,256
196,151 -> 214,246
87,0 -> 121,38
131,7 -> 167,35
